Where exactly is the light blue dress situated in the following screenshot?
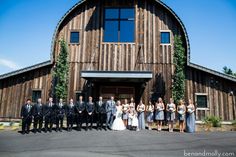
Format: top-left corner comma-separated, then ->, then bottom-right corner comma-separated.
167,103 -> 175,121
138,105 -> 145,130
178,105 -> 185,121
146,105 -> 154,122
155,103 -> 164,120
186,105 -> 195,133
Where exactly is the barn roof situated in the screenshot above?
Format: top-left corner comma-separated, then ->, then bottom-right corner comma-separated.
0,60 -> 52,80
0,0 -> 235,83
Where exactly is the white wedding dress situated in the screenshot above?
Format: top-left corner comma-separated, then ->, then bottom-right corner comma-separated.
111,106 -> 126,131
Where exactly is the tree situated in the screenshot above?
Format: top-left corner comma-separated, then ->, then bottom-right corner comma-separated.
223,66 -> 233,75
223,66 -> 236,77
172,35 -> 186,103
53,39 -> 69,100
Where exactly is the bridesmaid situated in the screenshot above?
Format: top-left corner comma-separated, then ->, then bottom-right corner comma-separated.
155,98 -> 165,131
128,97 -> 135,130
137,100 -> 145,130
186,99 -> 195,133
177,99 -> 186,133
146,101 -> 154,130
166,98 -> 176,132
122,99 -> 129,128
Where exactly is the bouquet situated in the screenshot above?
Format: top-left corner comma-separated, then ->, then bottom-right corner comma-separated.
178,110 -> 184,115
169,107 -> 174,112
187,108 -> 193,113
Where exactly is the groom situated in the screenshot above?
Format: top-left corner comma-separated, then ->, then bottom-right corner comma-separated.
106,96 -> 116,130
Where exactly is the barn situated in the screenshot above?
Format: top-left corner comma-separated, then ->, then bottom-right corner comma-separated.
0,0 -> 235,121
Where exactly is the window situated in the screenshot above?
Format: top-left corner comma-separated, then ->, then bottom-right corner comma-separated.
32,90 -> 42,103
196,94 -> 208,108
160,31 -> 170,44
104,8 -> 135,42
70,32 -> 80,43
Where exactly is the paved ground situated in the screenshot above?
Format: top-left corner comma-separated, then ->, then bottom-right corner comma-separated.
0,129 -> 235,157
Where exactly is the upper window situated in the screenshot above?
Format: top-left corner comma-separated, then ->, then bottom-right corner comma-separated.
196,94 -> 208,108
70,32 -> 80,43
32,90 -> 42,103
160,32 -> 170,44
104,8 -> 135,42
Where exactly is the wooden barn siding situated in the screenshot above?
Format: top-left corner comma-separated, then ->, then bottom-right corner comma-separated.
55,0 -> 182,104
0,66 -> 52,118
186,67 -> 236,121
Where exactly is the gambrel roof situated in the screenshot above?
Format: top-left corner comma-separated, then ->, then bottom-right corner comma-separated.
0,0 -> 235,83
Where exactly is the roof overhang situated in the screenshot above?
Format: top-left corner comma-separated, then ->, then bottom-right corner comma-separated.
81,71 -> 153,83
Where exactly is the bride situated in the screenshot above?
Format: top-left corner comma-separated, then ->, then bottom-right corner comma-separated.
111,100 -> 126,131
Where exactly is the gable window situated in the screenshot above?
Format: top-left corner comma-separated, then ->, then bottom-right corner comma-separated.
195,93 -> 208,108
104,8 -> 135,42
32,90 -> 42,103
70,32 -> 80,43
160,31 -> 170,44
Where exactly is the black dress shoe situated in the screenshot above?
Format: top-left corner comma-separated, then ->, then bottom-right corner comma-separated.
22,132 -> 25,135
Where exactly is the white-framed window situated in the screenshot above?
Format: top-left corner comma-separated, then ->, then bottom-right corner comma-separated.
195,93 -> 209,110
160,30 -> 171,45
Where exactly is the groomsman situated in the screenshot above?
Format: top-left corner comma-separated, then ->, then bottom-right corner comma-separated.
55,98 -> 65,132
44,97 -> 55,132
86,96 -> 95,131
66,99 -> 75,131
106,96 -> 116,130
32,98 -> 43,133
95,96 -> 106,130
75,96 -> 85,131
20,99 -> 33,134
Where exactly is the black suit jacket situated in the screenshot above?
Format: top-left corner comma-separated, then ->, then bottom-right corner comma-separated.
20,104 -> 33,118
54,103 -> 65,115
86,102 -> 95,113
43,103 -> 54,117
75,101 -> 85,114
96,101 -> 106,114
66,104 -> 75,116
32,103 -> 43,118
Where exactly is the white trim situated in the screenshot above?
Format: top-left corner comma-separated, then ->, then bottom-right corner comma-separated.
81,71 -> 153,79
196,108 -> 210,111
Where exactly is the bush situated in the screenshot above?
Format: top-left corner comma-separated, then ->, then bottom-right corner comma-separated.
203,115 -> 221,127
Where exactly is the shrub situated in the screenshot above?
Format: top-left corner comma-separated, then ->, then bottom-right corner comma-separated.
203,115 -> 221,127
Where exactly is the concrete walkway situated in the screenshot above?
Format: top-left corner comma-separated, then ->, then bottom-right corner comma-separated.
0,129 -> 235,157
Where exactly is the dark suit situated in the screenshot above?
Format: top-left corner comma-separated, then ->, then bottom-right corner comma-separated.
54,103 -> 65,131
95,101 -> 106,129
66,104 -> 75,131
43,103 -> 55,132
32,103 -> 43,133
86,102 -> 95,130
20,104 -> 33,134
75,101 -> 85,130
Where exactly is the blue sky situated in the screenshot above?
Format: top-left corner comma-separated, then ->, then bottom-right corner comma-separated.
0,0 -> 235,75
